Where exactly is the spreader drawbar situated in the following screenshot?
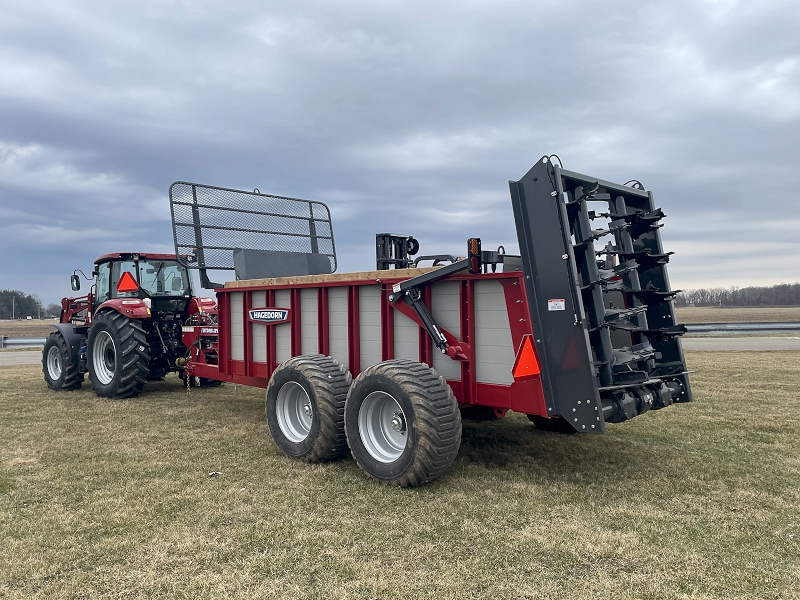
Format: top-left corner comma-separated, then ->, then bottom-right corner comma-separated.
510,157 -> 692,432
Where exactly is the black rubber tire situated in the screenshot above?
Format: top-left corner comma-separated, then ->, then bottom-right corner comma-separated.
42,331 -> 84,391
344,359 -> 462,487
527,414 -> 578,434
265,355 -> 352,463
87,311 -> 151,399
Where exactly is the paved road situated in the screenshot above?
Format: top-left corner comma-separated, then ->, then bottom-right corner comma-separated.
2,337 -> 800,368
0,351 -> 43,366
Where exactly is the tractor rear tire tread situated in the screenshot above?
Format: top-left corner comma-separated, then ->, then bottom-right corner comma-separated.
88,311 -> 150,399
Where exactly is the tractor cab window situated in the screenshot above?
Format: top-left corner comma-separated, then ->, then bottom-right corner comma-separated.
96,262 -> 111,302
109,259 -> 190,298
138,260 -> 190,296
113,260 -> 139,298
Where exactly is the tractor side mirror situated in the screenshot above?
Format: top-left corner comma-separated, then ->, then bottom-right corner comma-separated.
172,278 -> 183,291
70,275 -> 81,291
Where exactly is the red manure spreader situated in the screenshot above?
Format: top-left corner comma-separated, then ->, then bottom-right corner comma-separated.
45,157 -> 692,486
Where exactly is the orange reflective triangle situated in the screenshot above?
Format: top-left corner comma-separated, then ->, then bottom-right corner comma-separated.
117,271 -> 139,292
512,335 -> 540,380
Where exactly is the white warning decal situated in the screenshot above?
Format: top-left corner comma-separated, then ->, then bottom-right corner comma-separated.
547,299 -> 566,311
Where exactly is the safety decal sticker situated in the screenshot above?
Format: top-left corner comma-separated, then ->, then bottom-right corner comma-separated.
547,299 -> 566,311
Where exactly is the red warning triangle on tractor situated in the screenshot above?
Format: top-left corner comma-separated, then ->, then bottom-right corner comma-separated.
117,271 -> 139,292
512,334 -> 540,381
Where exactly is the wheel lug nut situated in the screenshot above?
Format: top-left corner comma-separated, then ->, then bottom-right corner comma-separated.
390,413 -> 405,432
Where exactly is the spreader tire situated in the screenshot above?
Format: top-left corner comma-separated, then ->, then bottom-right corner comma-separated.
42,331 -> 84,391
527,414 -> 578,434
87,311 -> 151,399
344,360 -> 462,487
265,355 -> 352,462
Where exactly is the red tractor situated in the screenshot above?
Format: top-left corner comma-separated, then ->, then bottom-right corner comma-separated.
42,252 -> 218,398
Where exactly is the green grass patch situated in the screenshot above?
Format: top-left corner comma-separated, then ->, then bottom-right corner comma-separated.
1,352 -> 799,599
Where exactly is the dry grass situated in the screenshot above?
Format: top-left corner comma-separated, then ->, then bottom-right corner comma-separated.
1,353 -> 799,599
0,319 -> 58,339
676,306 -> 800,324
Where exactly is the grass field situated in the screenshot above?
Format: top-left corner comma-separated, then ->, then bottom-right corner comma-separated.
1,352 -> 799,599
0,319 -> 58,339
676,306 -> 800,324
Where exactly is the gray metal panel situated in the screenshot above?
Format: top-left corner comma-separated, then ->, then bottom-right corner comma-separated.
393,309 -> 418,361
251,291 -> 267,363
474,280 -> 515,385
431,281 -> 461,381
229,292 -> 244,361
300,288 -> 319,355
274,289 -> 291,364
359,285 -> 382,369
233,248 -> 332,280
328,287 -> 348,369
509,159 -> 603,432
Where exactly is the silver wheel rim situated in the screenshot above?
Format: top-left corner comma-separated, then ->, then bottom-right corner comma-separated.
358,391 -> 407,463
92,330 -> 116,385
276,381 -> 313,443
46,345 -> 62,380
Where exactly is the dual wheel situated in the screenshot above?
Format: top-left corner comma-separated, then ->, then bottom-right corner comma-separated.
265,357 -> 462,487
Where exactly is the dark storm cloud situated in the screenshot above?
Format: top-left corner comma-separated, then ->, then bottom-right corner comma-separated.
1,0 -> 798,302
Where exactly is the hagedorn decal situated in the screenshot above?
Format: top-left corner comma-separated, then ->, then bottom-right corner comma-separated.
248,309 -> 290,324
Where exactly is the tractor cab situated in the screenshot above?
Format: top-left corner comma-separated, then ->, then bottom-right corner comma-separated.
89,253 -> 195,318
46,252 -> 218,398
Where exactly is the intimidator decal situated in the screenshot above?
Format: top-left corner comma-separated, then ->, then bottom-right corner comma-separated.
248,309 -> 290,324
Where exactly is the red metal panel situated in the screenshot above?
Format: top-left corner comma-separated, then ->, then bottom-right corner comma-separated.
267,289 -> 277,376
465,279 -> 477,405
501,277 -> 535,353
347,285 -> 360,376
318,287 -> 329,355
243,291 -> 252,377
251,362 -> 268,379
380,285 -> 394,361
218,291 -> 231,375
418,284 -> 432,367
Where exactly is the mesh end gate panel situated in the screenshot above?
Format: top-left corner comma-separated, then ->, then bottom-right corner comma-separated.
510,158 -> 692,432
169,182 -> 337,284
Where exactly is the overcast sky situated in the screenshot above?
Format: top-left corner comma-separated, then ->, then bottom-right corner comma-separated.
1,0 -> 798,305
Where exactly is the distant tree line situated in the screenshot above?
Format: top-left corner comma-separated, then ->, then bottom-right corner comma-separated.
674,283 -> 800,307
0,290 -> 60,320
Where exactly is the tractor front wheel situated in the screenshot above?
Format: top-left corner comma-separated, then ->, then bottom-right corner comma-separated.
344,360 -> 461,487
42,331 -> 84,391
87,312 -> 151,399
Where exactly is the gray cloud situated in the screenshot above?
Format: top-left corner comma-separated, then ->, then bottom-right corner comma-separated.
1,0 -> 798,303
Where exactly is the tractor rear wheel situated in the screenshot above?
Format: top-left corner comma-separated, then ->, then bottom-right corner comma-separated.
87,311 -> 151,399
265,355 -> 351,462
344,360 -> 461,487
42,331 -> 84,391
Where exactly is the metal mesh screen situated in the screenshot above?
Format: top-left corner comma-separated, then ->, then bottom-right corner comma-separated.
169,181 -> 336,273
